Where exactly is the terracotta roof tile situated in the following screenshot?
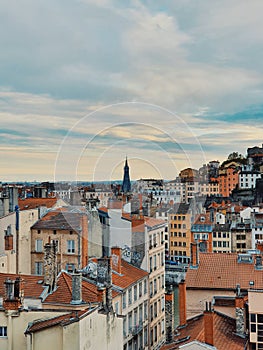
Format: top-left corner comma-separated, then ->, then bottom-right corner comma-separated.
186,253 -> 263,290
44,272 -> 108,305
0,273 -> 45,299
18,198 -> 57,210
161,312 -> 246,350
112,260 -> 148,290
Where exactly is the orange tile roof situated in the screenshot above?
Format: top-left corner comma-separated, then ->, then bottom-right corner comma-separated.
44,272 -> 120,305
18,198 -> 58,210
186,253 -> 263,290
112,259 -> 148,290
161,312 -> 246,350
0,273 -> 45,299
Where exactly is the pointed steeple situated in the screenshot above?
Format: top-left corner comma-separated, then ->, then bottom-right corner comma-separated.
122,157 -> 131,193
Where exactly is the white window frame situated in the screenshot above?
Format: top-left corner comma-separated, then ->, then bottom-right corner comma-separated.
67,240 -> 75,253
35,239 -> 43,252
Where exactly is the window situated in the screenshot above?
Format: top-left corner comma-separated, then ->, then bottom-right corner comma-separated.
139,304 -> 143,323
123,292 -> 127,309
67,240 -> 75,253
161,296 -> 165,311
144,301 -> 148,319
35,262 -> 43,275
128,312 -> 132,332
0,326 -> 7,337
51,239 -> 59,252
144,279 -> 147,294
134,285 -> 138,301
144,327 -> 148,346
66,263 -> 75,272
139,282 -> 142,297
35,239 -> 43,252
128,288 -> 132,305
123,317 -> 127,337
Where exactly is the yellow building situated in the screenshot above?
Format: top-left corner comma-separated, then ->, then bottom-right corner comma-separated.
168,203 -> 192,264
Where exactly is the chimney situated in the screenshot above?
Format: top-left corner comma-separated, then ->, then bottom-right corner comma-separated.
165,286 -> 174,342
190,242 -> 199,267
3,277 -> 24,311
111,247 -> 122,274
204,302 -> 214,346
178,280 -> 187,326
97,257 -> 113,312
71,272 -> 82,305
235,290 -> 246,336
44,241 -> 57,293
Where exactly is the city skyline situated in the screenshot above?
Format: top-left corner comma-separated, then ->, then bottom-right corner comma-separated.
1,1 -> 263,181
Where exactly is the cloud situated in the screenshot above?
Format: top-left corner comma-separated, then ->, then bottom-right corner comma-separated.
1,0 -> 263,180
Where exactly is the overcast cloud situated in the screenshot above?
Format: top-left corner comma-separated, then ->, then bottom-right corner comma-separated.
0,0 -> 263,181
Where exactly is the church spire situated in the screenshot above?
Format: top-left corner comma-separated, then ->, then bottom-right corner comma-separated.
122,157 -> 131,193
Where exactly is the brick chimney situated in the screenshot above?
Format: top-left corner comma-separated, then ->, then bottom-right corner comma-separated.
178,280 -> 187,326
71,272 -> 82,305
3,277 -> 24,311
204,301 -> 214,346
44,241 -> 57,293
190,242 -> 199,267
111,247 -> 122,274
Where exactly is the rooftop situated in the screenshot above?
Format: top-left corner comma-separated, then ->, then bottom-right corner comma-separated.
186,253 -> 263,290
31,208 -> 86,231
161,311 -> 246,350
18,197 -> 58,210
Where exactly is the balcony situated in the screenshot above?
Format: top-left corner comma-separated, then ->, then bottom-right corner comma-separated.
131,322 -> 143,336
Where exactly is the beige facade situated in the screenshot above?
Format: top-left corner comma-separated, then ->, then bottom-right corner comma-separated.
0,309 -> 66,350
148,222 -> 166,349
31,227 -> 82,274
121,278 -> 149,350
27,309 -> 123,350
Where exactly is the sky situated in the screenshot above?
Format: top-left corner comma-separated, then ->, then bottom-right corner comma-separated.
1,0 -> 263,182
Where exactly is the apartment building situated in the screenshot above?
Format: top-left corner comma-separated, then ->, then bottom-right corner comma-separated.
168,203 -> 192,264
146,217 -> 166,350
31,208 -> 88,275
218,164 -> 239,197
212,223 -> 231,253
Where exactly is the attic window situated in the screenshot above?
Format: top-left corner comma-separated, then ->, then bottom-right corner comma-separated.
53,230 -> 57,235
200,216 -> 205,222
